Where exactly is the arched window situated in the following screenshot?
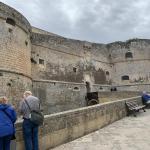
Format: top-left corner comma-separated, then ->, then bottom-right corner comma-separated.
106,71 -> 109,75
74,87 -> 80,91
125,52 -> 133,58
6,18 -> 16,26
122,75 -> 129,80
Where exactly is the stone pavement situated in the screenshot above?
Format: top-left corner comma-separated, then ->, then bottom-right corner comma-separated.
52,109 -> 150,150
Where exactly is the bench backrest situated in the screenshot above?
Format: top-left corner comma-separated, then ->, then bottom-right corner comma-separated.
125,101 -> 138,110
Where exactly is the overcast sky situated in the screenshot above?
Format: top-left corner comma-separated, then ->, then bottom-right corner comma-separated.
1,0 -> 150,43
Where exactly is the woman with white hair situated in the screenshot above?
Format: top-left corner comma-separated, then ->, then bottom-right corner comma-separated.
0,96 -> 17,150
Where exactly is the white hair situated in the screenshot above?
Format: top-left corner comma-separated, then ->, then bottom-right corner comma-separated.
0,96 -> 8,104
24,91 -> 32,96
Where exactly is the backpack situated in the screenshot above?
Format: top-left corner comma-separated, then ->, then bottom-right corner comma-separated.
24,99 -> 44,126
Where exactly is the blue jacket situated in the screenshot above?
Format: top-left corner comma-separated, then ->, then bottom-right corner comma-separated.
0,104 -> 17,137
142,94 -> 150,103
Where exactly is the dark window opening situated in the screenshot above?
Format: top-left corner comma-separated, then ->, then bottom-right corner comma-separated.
99,87 -> 103,90
74,87 -> 79,90
8,28 -> 13,33
30,36 -> 33,41
31,58 -> 37,64
39,59 -> 44,65
0,73 -> 3,76
125,52 -> 133,58
106,71 -> 109,75
25,41 -> 28,46
73,67 -> 77,72
6,18 -> 16,26
122,75 -> 129,80
7,83 -> 11,87
111,87 -> 117,91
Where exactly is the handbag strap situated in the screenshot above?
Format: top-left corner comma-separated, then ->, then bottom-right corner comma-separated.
24,99 -> 31,112
24,99 -> 41,111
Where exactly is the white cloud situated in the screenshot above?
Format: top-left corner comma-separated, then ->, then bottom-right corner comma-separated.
1,0 -> 150,43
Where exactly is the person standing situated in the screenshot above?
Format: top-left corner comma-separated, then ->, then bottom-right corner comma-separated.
0,96 -> 17,150
19,91 -> 40,150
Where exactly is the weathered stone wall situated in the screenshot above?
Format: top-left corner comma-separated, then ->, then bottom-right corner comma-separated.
93,84 -> 111,92
0,2 -> 31,33
14,96 -> 141,150
0,2 -> 32,106
0,72 -> 32,107
32,80 -> 141,114
1,2 -> 150,116
33,80 -> 86,114
0,3 -> 31,76
32,26 -> 60,36
98,91 -> 141,103
115,83 -> 150,92
31,33 -> 111,85
108,39 -> 150,85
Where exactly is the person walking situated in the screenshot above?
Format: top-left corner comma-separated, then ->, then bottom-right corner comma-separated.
19,91 -> 40,150
0,96 -> 17,150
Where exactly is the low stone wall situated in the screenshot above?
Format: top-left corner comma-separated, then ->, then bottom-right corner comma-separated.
115,83 -> 150,92
14,96 -> 141,150
98,91 -> 141,103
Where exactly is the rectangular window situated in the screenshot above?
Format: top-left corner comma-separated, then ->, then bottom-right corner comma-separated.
39,59 -> 44,65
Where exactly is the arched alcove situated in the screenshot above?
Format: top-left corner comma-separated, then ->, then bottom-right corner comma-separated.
125,52 -> 133,58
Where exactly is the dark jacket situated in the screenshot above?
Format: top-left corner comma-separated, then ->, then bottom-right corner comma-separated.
0,104 -> 17,137
142,94 -> 150,103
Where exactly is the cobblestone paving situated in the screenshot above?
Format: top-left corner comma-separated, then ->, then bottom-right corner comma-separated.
52,109 -> 150,150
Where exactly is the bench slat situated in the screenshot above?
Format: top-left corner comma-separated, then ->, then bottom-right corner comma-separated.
125,101 -> 146,116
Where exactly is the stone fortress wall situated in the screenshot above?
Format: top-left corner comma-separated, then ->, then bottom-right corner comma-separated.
108,40 -> 150,85
0,2 -> 32,107
0,2 -> 150,113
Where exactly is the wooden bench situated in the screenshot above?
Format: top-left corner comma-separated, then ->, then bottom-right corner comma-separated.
125,101 -> 146,117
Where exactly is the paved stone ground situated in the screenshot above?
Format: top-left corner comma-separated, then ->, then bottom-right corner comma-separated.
52,109 -> 150,150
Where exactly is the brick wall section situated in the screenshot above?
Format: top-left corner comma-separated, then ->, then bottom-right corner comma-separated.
0,72 -> 32,108
0,2 -> 32,107
0,18 -> 31,77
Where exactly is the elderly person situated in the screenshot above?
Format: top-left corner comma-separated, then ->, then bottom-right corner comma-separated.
0,96 -> 17,150
19,91 -> 40,150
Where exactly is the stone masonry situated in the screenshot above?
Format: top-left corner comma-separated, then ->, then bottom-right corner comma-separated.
0,2 -> 150,113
